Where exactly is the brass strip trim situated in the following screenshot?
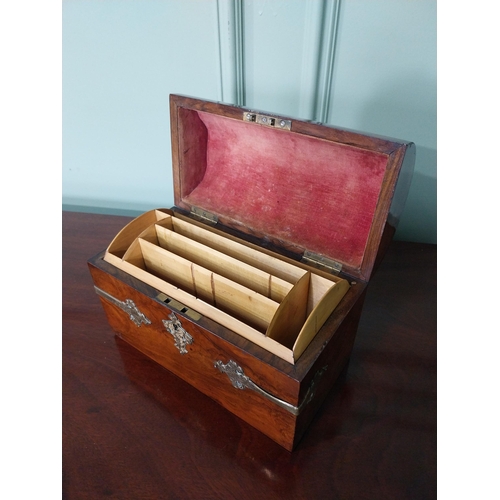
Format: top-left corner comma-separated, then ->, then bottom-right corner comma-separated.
94,286 -> 151,327
214,359 -> 327,416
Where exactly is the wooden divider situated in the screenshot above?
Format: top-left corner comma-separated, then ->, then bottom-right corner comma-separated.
169,216 -> 345,315
171,217 -> 306,284
155,224 -> 292,301
136,238 -> 279,333
104,209 -> 350,363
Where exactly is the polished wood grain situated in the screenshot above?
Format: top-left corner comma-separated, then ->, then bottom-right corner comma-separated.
88,257 -> 301,450
63,211 -> 436,499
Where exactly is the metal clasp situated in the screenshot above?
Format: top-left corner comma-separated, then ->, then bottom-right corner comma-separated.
243,112 -> 292,131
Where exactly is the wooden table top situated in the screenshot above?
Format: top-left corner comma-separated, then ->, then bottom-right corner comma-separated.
62,211 -> 436,500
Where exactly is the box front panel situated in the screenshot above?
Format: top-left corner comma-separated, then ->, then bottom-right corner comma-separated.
88,259 -> 301,450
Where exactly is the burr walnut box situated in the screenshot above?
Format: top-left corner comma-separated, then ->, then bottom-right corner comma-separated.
88,94 -> 415,451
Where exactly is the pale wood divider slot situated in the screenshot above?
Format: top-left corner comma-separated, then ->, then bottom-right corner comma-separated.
112,256 -> 295,363
154,224 -> 293,302
265,271 -> 310,348
171,214 -> 347,315
136,238 -> 279,333
292,276 -> 350,358
170,217 -> 307,285
107,209 -> 171,258
153,220 -> 317,347
104,209 -> 351,363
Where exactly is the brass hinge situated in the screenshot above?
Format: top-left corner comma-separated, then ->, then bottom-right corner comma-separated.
190,206 -> 218,225
243,111 -> 292,131
302,251 -> 342,274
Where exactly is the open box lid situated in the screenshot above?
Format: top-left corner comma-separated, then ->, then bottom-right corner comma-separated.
170,94 -> 415,282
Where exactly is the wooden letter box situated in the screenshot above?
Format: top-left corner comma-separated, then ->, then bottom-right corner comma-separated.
88,94 -> 415,450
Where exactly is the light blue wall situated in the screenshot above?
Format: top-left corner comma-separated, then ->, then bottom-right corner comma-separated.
330,1 -> 437,243
63,0 -> 436,243
63,0 -> 220,212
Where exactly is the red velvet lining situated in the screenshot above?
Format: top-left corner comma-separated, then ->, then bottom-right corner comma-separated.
179,110 -> 388,271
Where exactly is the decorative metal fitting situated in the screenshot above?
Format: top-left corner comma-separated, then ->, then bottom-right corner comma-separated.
214,359 -> 328,416
163,312 -> 193,354
214,359 -> 251,390
94,286 -> 151,327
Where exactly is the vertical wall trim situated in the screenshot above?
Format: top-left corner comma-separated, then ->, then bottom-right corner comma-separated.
298,0 -> 325,119
216,0 -> 245,106
233,0 -> 245,105
314,0 -> 341,123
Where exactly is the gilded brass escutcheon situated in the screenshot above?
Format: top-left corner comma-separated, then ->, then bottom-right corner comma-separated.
163,312 -> 193,355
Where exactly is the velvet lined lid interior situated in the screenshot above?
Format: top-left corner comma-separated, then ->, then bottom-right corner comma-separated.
176,109 -> 389,273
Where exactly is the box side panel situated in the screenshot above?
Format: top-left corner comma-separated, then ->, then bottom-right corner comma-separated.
88,258 -> 301,450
